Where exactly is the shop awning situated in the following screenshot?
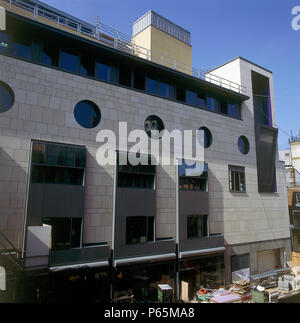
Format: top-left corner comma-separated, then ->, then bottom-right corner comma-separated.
50,260 -> 109,272
180,247 -> 226,258
114,253 -> 176,267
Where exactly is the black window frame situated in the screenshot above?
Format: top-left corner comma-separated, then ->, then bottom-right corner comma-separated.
117,152 -> 156,189
229,165 -> 246,193
43,217 -> 82,251
179,161 -> 208,192
31,141 -> 86,186
187,215 -> 208,239
126,216 -> 155,245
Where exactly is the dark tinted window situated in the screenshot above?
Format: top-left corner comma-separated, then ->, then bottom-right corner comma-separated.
207,97 -> 219,112
31,165 -> 84,185
126,216 -> 155,245
74,100 -> 101,129
187,215 -> 208,239
43,218 -> 81,250
228,103 -> 240,118
198,127 -> 213,148
42,44 -> 59,67
117,153 -> 155,189
80,56 -> 95,77
176,86 -> 186,102
220,100 -> 228,114
146,77 -> 159,95
160,81 -> 171,98
186,90 -> 197,106
119,67 -> 132,87
0,32 -> 9,54
238,136 -> 250,155
60,50 -> 79,73
12,35 -> 31,60
32,142 -> 86,168
179,161 -> 208,192
197,94 -> 206,109
134,71 -> 145,91
0,81 -> 14,113
96,61 -> 117,82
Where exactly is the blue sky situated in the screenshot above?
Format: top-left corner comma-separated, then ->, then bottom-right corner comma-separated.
41,0 -> 300,149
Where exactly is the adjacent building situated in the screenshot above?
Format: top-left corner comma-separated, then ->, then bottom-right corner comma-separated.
280,132 -> 300,261
0,0 -> 291,303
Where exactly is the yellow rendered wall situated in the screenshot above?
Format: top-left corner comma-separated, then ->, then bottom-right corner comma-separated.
131,25 -> 152,61
132,25 -> 192,74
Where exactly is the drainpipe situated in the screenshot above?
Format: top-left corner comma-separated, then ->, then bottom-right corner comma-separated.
175,160 -> 180,302
109,150 -> 117,303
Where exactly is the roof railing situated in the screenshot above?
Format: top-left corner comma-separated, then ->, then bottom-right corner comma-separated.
290,136 -> 300,144
2,0 -> 247,95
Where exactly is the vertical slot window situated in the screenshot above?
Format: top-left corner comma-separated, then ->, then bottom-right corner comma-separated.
146,77 -> 159,95
60,50 -> 79,73
119,67 -> 132,87
42,44 -> 59,67
12,34 -> 32,60
80,56 -> 95,77
133,71 -> 145,91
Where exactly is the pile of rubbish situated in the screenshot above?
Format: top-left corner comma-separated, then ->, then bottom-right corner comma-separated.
195,266 -> 300,303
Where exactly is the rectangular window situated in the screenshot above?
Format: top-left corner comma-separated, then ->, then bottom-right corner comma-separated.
207,97 -> 220,112
160,81 -> 171,99
119,67 -> 132,87
228,103 -> 240,118
187,215 -> 208,239
80,56 -> 95,77
31,142 -> 86,186
126,216 -> 155,245
96,61 -> 117,83
197,93 -> 206,109
176,86 -> 186,102
133,71 -> 145,91
231,254 -> 250,272
117,153 -> 155,189
296,193 -> 300,207
146,77 -> 159,95
43,218 -> 81,250
60,50 -> 79,73
31,165 -> 84,186
220,100 -> 228,114
12,34 -> 32,60
229,165 -> 246,192
0,31 -> 9,54
179,161 -> 208,192
42,44 -> 59,67
186,90 -> 197,106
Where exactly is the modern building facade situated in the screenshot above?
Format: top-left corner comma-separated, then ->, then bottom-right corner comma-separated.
0,0 -> 291,303
280,132 -> 300,258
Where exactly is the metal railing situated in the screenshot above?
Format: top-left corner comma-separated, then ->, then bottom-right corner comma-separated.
1,0 -> 247,94
290,136 -> 300,144
0,231 -> 24,271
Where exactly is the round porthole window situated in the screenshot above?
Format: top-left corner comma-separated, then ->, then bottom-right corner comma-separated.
0,81 -> 15,113
198,127 -> 213,148
238,136 -> 250,155
144,115 -> 165,139
74,100 -> 101,129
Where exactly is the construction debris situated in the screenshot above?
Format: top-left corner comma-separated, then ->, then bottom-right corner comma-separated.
195,265 -> 300,303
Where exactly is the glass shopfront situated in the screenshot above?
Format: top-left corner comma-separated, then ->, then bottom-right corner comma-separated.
180,255 -> 225,301
113,261 -> 175,303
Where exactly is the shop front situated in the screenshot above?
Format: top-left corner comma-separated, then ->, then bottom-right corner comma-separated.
113,260 -> 175,303
179,254 -> 225,301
